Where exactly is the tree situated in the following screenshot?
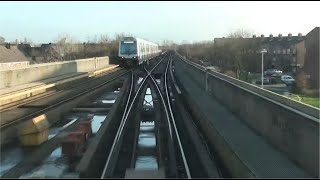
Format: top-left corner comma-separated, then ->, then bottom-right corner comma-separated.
218,28 -> 255,78
177,28 -> 256,78
93,34 -> 98,43
227,28 -> 254,38
23,37 -> 34,44
99,34 -> 110,44
0,36 -> 5,44
54,33 -> 77,59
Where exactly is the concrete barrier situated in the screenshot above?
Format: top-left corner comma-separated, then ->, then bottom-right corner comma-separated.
174,53 -> 319,177
175,53 -> 320,118
0,57 -> 109,89
0,61 -> 30,70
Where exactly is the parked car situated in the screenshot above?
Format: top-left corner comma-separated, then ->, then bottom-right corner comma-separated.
255,77 -> 270,85
206,66 -> 221,73
264,69 -> 283,76
281,75 -> 295,85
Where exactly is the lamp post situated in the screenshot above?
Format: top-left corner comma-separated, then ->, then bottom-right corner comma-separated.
261,49 -> 267,88
205,67 -> 209,92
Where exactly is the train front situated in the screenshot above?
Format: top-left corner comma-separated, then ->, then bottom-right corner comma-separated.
118,38 -> 139,67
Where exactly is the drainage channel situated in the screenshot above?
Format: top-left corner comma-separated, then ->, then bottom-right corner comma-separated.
122,86 -> 164,178
134,87 -> 158,171
0,83 -> 123,178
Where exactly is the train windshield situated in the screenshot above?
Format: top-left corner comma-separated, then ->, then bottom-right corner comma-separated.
120,41 -> 137,55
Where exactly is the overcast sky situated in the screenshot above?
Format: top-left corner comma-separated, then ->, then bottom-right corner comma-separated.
1,1 -> 319,44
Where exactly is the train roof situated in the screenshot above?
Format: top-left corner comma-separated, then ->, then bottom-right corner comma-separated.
120,37 -> 158,46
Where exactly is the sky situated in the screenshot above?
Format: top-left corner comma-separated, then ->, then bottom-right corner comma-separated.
0,1 -> 319,44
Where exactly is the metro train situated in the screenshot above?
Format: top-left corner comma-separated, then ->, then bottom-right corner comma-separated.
118,37 -> 161,67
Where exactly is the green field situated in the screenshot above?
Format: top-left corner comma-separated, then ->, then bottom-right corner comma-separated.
286,95 -> 320,108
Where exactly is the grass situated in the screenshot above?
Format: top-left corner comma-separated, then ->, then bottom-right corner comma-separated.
286,95 -> 320,108
237,73 -> 319,108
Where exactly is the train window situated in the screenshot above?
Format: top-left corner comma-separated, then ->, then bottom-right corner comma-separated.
120,41 -> 137,55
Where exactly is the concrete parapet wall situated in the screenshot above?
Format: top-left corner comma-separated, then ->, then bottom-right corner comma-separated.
0,57 -> 109,89
0,61 -> 30,70
174,54 -> 319,177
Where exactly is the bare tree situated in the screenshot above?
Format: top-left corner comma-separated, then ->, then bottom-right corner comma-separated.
93,35 -> 98,43
216,28 -> 256,78
23,37 -> 34,44
113,32 -> 132,41
99,34 -> 110,44
227,28 -> 254,38
177,28 -> 257,78
0,36 -> 5,44
54,33 -> 77,59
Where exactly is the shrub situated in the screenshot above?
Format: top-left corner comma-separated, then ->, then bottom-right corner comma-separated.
302,89 -> 320,98
224,70 -> 237,78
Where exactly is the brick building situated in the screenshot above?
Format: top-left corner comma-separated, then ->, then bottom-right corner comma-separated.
214,27 -> 319,89
301,27 -> 319,89
214,33 -> 305,73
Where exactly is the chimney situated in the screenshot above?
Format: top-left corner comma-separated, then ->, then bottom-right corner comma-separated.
298,33 -> 302,37
278,33 -> 282,38
261,34 -> 264,38
269,34 -> 273,38
252,35 -> 256,38
288,33 -> 292,37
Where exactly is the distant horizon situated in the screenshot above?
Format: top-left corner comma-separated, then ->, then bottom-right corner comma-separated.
1,1 -> 319,45
1,27 -> 318,46
1,26 -> 318,46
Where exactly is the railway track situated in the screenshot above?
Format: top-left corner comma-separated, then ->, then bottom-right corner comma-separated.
0,67 -> 129,129
0,66 -> 121,112
100,52 -> 194,178
161,54 -> 191,178
100,52 -> 169,178
2,51 -> 223,178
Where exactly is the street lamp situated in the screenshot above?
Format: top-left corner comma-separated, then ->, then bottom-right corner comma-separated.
261,49 -> 267,88
204,67 -> 210,92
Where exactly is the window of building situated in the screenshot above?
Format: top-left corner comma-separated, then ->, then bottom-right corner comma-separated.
287,49 -> 290,54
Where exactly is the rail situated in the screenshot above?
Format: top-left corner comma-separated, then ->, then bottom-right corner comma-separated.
100,52 -> 169,178
0,68 -> 129,129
